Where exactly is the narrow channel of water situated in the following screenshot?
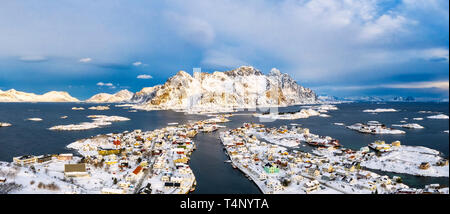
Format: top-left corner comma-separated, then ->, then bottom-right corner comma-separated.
189,130 -> 262,194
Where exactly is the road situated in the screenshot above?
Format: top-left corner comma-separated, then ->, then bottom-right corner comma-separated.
133,141 -> 156,194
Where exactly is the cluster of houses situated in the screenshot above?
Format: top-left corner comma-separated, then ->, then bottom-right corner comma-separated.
220,123 -> 448,194
368,140 -> 401,153
246,124 -> 341,148
6,115 -> 231,194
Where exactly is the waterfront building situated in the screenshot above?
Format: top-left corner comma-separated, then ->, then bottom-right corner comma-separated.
58,153 -> 73,161
13,155 -> 37,166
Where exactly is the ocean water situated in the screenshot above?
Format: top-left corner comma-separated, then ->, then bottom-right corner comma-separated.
0,102 -> 448,192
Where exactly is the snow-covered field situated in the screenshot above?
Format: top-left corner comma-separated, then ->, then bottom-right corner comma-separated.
361,146 -> 449,177
0,158 -> 89,194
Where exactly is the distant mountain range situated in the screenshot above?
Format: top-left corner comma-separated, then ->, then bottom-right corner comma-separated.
0,89 -> 79,102
317,95 -> 449,103
2,66 -> 446,105
0,66 -> 318,109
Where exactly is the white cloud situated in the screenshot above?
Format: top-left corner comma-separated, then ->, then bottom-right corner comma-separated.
162,0 -> 447,82
420,48 -> 449,62
79,58 -> 92,63
133,61 -> 142,66
96,82 -> 114,87
164,11 -> 215,47
360,14 -> 411,40
137,74 -> 153,79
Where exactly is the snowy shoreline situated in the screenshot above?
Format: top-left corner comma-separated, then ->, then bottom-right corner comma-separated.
49,115 -> 130,131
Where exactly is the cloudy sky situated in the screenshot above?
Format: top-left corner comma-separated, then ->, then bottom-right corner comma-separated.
0,0 -> 448,100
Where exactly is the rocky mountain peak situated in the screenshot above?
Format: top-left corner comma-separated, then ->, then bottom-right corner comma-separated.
85,89 -> 133,103
131,66 -> 318,110
269,68 -> 282,76
175,70 -> 192,78
224,66 -> 263,77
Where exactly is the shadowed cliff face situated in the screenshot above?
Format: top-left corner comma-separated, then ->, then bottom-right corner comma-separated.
130,66 -> 318,110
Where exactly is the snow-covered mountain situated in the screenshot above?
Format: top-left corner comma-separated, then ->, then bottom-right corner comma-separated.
342,96 -> 385,102
131,66 -> 317,111
0,89 -> 79,102
318,95 -> 343,103
388,96 -> 415,102
130,85 -> 162,103
341,96 -> 418,102
85,89 -> 134,103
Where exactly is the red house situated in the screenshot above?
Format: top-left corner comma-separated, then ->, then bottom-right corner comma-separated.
133,166 -> 143,175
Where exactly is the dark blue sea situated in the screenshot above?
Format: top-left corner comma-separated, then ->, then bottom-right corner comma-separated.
0,102 -> 448,192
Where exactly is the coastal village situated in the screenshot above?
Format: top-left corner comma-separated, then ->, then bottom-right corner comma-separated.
0,104 -> 449,194
0,115 -> 230,194
220,123 -> 449,194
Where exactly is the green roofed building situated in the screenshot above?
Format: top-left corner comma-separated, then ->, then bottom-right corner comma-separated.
264,164 -> 280,174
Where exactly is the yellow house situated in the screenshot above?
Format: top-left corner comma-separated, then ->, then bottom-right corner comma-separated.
140,161 -> 148,167
374,140 -> 385,145
13,155 -> 37,166
391,141 -> 401,147
376,145 -> 391,151
327,165 -> 334,173
105,160 -> 117,165
174,157 -> 189,164
98,150 -> 120,156
230,151 -> 239,156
